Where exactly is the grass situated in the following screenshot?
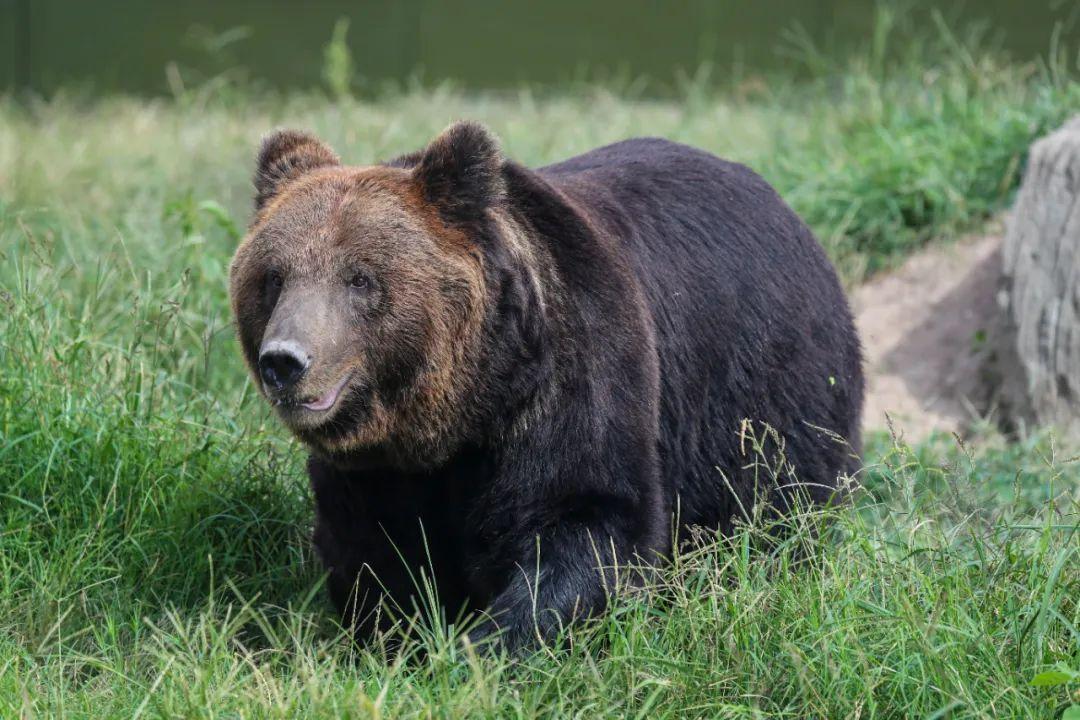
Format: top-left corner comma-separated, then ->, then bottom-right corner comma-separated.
1,13 -> 1080,718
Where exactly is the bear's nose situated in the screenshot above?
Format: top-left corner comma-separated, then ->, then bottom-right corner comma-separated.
258,341 -> 310,391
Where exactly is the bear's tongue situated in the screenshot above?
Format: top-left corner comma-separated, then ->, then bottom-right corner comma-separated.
301,373 -> 351,412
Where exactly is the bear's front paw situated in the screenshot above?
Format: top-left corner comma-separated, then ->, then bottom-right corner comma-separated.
463,615 -> 537,656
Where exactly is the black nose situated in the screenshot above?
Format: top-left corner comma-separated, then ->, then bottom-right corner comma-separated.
258,344 -> 308,390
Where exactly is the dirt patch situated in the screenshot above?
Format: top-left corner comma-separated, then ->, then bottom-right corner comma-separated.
853,233 -> 1005,441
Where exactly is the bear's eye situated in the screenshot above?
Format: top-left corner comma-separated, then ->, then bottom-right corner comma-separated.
264,270 -> 285,307
348,273 -> 371,292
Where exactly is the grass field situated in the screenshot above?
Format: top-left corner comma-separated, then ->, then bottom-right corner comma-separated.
1,19 -> 1080,718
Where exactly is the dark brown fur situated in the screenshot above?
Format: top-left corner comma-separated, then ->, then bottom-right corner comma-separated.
229,122 -> 863,652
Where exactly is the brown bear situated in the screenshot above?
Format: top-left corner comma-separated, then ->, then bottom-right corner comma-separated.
229,122 -> 863,652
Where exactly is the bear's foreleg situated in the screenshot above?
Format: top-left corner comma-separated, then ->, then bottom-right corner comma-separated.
469,423 -> 667,652
469,510 -> 644,651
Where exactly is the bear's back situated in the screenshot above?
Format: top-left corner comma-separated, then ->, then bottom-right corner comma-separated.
539,139 -> 863,532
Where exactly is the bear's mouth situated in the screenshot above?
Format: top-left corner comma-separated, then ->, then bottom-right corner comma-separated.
297,371 -> 354,413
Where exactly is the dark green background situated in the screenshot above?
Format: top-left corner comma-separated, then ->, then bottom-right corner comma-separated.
2,0 -> 1077,95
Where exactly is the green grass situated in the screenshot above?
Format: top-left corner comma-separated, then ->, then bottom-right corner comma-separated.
2,17 -> 1080,718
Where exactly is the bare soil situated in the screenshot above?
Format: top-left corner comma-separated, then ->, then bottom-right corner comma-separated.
853,232 -> 1005,441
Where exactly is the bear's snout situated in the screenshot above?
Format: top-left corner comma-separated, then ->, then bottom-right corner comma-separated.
258,340 -> 310,391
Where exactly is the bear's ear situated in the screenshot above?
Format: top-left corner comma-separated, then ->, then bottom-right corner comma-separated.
413,121 -> 504,222
254,130 -> 340,211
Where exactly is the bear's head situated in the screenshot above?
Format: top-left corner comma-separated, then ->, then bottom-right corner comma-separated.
230,122 -> 525,466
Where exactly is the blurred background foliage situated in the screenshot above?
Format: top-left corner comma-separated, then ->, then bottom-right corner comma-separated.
2,0 -> 1078,97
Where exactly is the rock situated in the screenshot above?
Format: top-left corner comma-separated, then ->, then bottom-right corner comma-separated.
999,116 -> 1080,432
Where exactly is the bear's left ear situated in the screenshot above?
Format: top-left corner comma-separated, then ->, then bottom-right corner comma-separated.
254,130 -> 340,212
413,121 -> 505,222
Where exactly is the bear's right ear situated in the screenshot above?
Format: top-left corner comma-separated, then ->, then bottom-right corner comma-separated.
254,130 -> 340,211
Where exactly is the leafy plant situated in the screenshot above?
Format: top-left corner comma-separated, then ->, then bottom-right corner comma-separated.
1031,663 -> 1080,719
163,191 -> 242,243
